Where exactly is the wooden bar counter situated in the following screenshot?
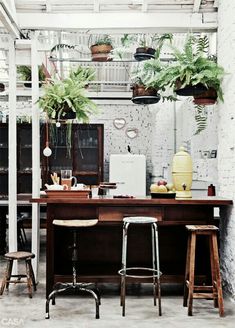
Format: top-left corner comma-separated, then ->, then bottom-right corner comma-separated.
31,196 -> 233,297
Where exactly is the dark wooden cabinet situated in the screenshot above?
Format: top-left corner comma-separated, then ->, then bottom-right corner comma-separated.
45,123 -> 104,186
0,123 -> 104,195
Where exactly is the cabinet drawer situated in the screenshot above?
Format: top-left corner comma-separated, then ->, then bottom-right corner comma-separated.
98,206 -> 163,222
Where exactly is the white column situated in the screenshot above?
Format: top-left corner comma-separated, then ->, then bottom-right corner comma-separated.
217,0 -> 235,298
31,34 -> 40,280
8,37 -> 17,271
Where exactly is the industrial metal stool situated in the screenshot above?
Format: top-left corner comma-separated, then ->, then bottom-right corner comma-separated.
0,251 -> 37,298
183,225 -> 224,317
118,216 -> 162,316
46,219 -> 101,319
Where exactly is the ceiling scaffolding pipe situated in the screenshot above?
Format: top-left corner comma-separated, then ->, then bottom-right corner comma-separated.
8,37 -> 18,274
31,33 -> 41,280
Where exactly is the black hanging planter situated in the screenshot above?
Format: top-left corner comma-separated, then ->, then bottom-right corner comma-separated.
175,82 -> 208,96
134,47 -> 156,61
131,84 -> 160,105
0,83 -> 5,92
55,111 -> 76,120
53,103 -> 77,120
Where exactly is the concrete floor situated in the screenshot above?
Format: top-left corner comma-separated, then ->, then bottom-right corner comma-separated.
0,230 -> 235,328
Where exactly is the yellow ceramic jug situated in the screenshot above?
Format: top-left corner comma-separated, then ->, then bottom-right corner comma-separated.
172,146 -> 193,198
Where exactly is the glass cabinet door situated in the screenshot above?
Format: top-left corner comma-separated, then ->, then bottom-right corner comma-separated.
0,124 -> 8,194
48,124 -> 74,174
17,124 -> 32,193
46,123 -> 103,186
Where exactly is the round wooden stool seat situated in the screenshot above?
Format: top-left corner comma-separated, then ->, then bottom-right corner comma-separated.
186,224 -> 219,232
4,251 -> 35,260
53,219 -> 98,228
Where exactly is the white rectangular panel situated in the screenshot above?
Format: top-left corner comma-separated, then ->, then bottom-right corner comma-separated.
109,154 -> 146,196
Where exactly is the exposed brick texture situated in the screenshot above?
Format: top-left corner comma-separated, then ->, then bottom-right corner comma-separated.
217,0 -> 235,298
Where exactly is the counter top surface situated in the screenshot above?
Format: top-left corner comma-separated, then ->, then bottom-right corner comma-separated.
30,195 -> 233,205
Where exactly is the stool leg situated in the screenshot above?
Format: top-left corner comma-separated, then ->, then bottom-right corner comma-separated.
27,259 -> 37,291
0,259 -> 13,294
211,232 -> 224,317
183,233 -> 192,307
5,259 -> 13,291
209,235 -> 218,308
120,222 -> 129,316
25,260 -> 33,298
79,287 -> 100,319
151,224 -> 157,306
153,222 -> 162,316
188,232 -> 196,316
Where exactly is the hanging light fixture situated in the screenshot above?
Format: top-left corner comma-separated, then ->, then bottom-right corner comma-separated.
43,120 -> 52,157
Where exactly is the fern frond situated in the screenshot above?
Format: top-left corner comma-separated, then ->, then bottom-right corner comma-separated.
194,105 -> 208,135
196,36 -> 209,55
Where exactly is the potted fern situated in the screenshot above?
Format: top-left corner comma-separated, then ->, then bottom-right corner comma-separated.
134,33 -> 173,61
17,65 -> 46,88
38,66 -> 97,121
129,35 -> 175,104
156,35 -> 225,103
131,59 -> 177,103
113,33 -> 172,61
89,34 -> 113,61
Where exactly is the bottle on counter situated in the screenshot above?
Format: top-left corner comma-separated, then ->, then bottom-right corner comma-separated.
207,184 -> 216,196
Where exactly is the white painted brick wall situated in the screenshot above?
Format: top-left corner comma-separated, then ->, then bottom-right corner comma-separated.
218,0 -> 235,299
0,95 -> 219,194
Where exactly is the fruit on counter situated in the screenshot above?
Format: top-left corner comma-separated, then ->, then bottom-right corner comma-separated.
150,183 -> 168,193
166,183 -> 174,191
150,184 -> 160,193
157,185 -> 168,193
157,179 -> 167,186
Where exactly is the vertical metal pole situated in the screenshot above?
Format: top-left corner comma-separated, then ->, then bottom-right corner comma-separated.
173,101 -> 177,153
31,33 -> 40,280
8,37 -> 18,272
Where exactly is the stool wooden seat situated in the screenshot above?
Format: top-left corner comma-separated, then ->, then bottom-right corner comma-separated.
0,251 -> 37,298
118,216 -> 162,317
183,225 -> 224,317
45,219 -> 100,319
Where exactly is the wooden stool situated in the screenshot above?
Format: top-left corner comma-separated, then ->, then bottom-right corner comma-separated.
0,251 -> 37,298
46,219 -> 101,319
118,216 -> 162,317
183,225 -> 224,316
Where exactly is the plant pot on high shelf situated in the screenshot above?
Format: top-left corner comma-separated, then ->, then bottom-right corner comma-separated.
193,87 -> 217,105
131,84 -> 160,105
90,44 -> 113,62
134,47 -> 156,61
17,65 -> 45,89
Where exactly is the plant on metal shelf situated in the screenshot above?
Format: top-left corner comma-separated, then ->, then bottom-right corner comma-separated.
131,59 -> 177,103
110,33 -> 172,61
128,34 -> 175,104
17,65 -> 46,88
89,34 -> 113,61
